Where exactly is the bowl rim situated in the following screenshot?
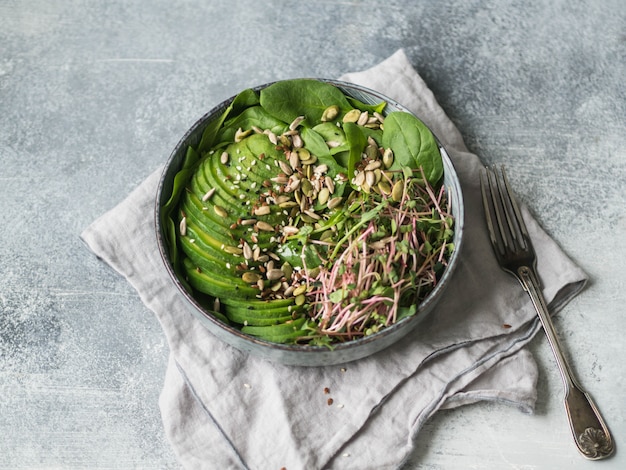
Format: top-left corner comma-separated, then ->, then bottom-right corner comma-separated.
154,78 -> 465,359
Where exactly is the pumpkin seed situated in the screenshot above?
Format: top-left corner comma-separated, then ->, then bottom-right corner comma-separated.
365,144 -> 378,160
293,284 -> 307,296
242,272 -> 261,283
342,109 -> 360,123
295,294 -> 306,306
301,178 -> 314,197
377,180 -> 392,195
281,262 -> 293,280
382,148 -> 394,168
392,179 -> 404,202
214,205 -> 228,217
234,127 -> 252,142
223,245 -> 243,255
220,151 -> 229,164
318,187 -> 330,205
321,105 -> 340,121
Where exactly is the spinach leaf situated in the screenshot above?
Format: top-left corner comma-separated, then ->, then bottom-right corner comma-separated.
198,89 -> 259,153
260,79 -> 352,124
216,106 -> 287,144
381,111 -> 442,184
346,96 -> 386,114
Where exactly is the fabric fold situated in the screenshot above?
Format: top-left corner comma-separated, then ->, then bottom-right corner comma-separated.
81,49 -> 587,469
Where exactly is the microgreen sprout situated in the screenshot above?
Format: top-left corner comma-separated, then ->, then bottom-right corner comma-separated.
302,167 -> 453,341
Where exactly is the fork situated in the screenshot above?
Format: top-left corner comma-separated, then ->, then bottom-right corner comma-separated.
480,165 -> 614,460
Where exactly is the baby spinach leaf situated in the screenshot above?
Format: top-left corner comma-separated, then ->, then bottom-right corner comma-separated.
260,79 -> 352,124
381,111 -> 442,184
300,127 -> 332,159
217,106 -> 287,144
346,96 -> 386,114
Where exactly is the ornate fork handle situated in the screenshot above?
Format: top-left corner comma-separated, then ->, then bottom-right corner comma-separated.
517,265 -> 614,460
481,166 -> 614,460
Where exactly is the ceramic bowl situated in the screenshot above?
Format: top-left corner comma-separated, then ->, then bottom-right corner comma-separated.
155,79 -> 465,366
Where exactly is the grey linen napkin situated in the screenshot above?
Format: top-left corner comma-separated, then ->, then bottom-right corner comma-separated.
81,49 -> 588,469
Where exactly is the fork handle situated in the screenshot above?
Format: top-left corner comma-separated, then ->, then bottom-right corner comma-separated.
517,266 -> 614,460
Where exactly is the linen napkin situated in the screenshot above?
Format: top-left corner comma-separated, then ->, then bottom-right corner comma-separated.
81,49 -> 588,469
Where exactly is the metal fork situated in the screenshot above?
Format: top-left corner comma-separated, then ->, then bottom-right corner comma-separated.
480,165 -> 614,460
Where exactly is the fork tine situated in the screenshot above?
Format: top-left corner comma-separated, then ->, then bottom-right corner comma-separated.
479,169 -> 500,252
481,165 -> 529,254
500,166 -> 530,241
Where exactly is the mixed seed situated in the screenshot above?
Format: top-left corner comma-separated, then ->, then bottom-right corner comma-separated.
169,79 -> 454,345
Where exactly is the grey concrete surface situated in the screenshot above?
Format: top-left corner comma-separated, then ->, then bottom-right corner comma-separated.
1,0 -> 624,468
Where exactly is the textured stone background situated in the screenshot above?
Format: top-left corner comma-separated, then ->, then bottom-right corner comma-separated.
1,0 -> 624,468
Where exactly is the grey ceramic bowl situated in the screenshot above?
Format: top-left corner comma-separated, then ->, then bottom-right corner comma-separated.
155,79 -> 465,366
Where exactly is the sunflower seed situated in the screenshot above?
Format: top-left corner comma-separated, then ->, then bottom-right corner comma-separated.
314,163 -> 328,175
267,131 -> 278,145
241,218 -> 257,226
220,151 -> 229,164
254,206 -> 271,216
357,111 -> 369,126
325,176 -> 335,193
278,160 -> 293,175
289,115 -> 305,131
291,133 -> 303,148
179,216 -> 187,236
266,269 -> 284,281
289,151 -> 300,170
202,187 -> 216,201
304,209 -> 321,220
282,225 -> 299,236
255,221 -> 274,232
353,171 -> 365,186
327,196 -> 343,209
318,187 -> 330,205
243,243 -> 253,260
364,160 -> 382,171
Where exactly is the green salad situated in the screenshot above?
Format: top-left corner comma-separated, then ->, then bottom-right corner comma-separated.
162,79 -> 454,346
